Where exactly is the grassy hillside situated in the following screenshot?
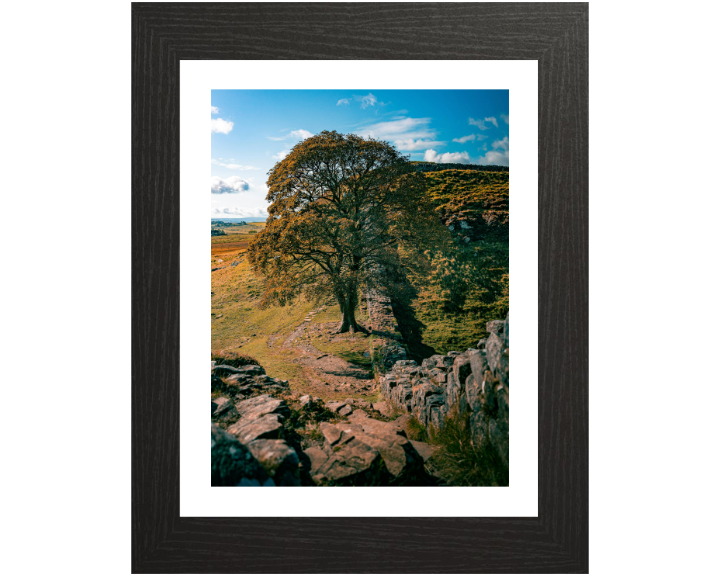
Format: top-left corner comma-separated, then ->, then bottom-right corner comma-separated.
397,170 -> 509,355
424,169 -> 508,234
211,222 -> 378,401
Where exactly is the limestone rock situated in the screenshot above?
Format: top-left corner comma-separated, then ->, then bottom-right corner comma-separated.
211,397 -> 239,422
348,408 -> 368,420
453,353 -> 473,386
224,373 -> 253,385
486,320 -> 505,336
248,439 -> 300,486
211,424 -> 271,486
227,413 -> 283,444
303,446 -> 329,476
469,350 -> 488,385
465,373 -> 482,409
429,368 -> 447,384
372,313 -> 509,449
326,401 -> 347,414
393,413 -> 413,430
410,439 -> 437,462
314,438 -> 381,483
347,398 -> 372,410
319,422 -> 343,446
372,401 -> 393,417
350,429 -> 422,478
213,364 -> 265,378
351,415 -> 407,438
485,332 -> 504,373
235,394 -> 289,421
338,405 -> 353,416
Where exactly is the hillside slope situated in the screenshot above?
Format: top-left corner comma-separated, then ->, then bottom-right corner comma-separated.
396,170 -> 509,355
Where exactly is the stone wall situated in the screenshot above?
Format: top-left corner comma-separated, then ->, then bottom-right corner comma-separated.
379,313 -> 509,465
364,289 -> 408,369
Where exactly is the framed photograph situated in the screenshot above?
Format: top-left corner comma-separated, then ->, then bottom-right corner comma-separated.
133,2 -> 588,572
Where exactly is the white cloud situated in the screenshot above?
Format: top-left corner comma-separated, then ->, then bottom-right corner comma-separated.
289,129 -> 313,140
492,136 -> 509,151
211,118 -> 234,134
452,134 -> 487,144
468,117 -> 490,130
211,106 -> 219,114
424,149 -> 470,163
393,139 -> 446,151
267,129 -> 314,142
478,150 -> 509,165
211,159 -> 259,170
358,93 -> 377,109
336,93 -> 390,109
476,136 -> 509,166
500,113 -> 509,124
272,150 -> 291,161
357,117 -> 445,151
211,176 -> 250,194
212,206 -> 269,218
485,116 -> 498,128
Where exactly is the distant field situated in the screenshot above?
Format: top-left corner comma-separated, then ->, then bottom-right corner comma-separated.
211,222 -> 263,261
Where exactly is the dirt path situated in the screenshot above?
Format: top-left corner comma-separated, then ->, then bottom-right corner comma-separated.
268,306 -> 376,399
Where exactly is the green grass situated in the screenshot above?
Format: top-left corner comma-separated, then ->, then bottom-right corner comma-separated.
428,408 -> 508,487
405,416 -> 430,443
212,224 -> 379,399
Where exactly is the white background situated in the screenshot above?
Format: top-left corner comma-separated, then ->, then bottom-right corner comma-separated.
180,60 -> 538,517
2,0 -> 718,574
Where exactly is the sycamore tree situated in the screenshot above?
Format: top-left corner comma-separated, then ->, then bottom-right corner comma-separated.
247,130 -> 440,333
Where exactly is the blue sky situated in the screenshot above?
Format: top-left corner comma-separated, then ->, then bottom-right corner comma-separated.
211,90 -> 509,219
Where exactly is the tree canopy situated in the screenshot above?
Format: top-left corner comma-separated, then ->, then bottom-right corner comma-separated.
247,130 -> 441,333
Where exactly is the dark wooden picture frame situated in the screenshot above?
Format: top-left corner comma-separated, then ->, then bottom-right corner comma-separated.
132,2 -> 588,572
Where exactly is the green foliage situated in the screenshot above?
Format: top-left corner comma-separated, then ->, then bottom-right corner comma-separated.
429,408 -> 508,487
402,169 -> 509,352
247,131 -> 443,333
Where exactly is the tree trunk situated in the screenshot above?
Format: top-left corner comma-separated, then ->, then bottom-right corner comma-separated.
338,301 -> 357,333
337,289 -> 365,334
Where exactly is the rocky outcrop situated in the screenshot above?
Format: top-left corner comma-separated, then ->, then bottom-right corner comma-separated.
211,373 -> 303,486
380,313 -> 510,465
306,410 -> 428,485
211,424 -> 274,486
211,361 -> 439,486
247,439 -> 301,487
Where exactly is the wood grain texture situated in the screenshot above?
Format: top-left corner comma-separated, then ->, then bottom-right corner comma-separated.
132,3 -> 588,573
